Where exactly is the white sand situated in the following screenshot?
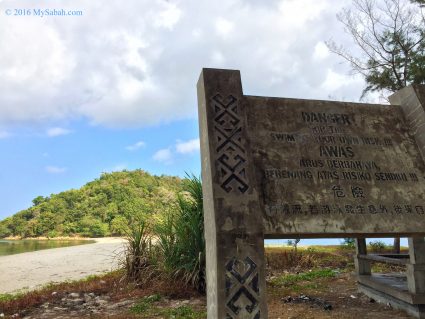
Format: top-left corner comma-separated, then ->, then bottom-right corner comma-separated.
0,238 -> 126,294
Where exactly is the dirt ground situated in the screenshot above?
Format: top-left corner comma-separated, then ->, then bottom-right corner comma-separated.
267,272 -> 411,319
5,272 -> 413,319
1,245 -> 415,318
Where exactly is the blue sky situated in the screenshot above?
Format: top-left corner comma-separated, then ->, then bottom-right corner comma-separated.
4,0 -> 419,238
0,118 -> 201,219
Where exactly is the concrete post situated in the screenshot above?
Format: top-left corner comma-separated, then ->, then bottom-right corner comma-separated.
390,86 -> 425,296
355,238 -> 371,275
197,69 -> 268,319
407,237 -> 425,294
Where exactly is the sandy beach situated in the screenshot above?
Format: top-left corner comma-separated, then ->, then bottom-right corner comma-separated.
0,238 -> 126,294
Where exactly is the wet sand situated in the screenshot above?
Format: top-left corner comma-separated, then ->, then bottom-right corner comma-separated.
0,238 -> 125,294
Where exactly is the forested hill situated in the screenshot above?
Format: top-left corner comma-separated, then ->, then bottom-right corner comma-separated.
0,170 -> 182,238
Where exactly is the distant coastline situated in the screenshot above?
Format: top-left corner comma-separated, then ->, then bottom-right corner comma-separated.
0,237 -> 125,294
3,236 -> 108,241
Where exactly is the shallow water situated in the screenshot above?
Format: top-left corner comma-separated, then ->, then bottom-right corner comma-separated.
0,239 -> 95,256
264,238 -> 408,246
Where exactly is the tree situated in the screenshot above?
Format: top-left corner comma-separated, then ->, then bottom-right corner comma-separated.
32,195 -> 47,206
287,239 -> 301,253
328,0 -> 424,253
411,0 -> 425,7
0,170 -> 182,238
326,0 -> 425,99
342,238 -> 356,248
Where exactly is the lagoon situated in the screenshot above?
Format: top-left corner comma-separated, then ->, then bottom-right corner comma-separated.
0,239 -> 95,256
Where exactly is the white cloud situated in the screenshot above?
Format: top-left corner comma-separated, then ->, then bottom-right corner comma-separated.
153,138 -> 199,164
126,140 -> 146,151
176,138 -> 200,154
321,69 -> 363,92
45,166 -> 67,174
153,148 -> 173,164
154,2 -> 182,29
313,42 -> 330,60
46,127 -> 72,137
215,17 -> 234,37
0,0 -> 372,129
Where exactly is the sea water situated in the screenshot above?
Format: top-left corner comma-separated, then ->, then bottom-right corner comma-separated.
0,239 -> 95,256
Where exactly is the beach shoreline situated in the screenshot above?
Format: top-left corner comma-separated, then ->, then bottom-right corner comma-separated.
3,236 -> 119,241
0,237 -> 125,294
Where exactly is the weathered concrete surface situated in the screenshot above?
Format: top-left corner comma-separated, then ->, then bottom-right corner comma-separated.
246,94 -> 425,237
359,281 -> 425,319
198,69 -> 267,318
355,238 -> 371,276
390,85 -> 425,161
197,67 -> 425,319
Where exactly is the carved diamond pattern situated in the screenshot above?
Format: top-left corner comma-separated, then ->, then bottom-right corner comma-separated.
212,94 -> 249,194
225,257 -> 260,318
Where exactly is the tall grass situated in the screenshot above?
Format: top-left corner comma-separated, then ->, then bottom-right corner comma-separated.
122,174 -> 206,293
122,218 -> 158,285
156,175 -> 205,292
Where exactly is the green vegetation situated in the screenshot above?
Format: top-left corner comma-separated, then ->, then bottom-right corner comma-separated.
287,239 -> 301,252
0,169 -> 205,293
131,294 -> 206,319
327,0 -> 425,97
270,269 -> 337,287
368,240 -> 390,253
0,293 -> 21,303
156,175 -> 205,291
341,238 -> 355,249
130,294 -> 206,319
265,245 -> 354,272
0,170 -> 182,238
123,175 -> 206,293
130,294 -> 162,313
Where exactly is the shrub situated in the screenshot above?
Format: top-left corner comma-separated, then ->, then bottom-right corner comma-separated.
287,239 -> 301,253
77,216 -> 98,237
122,217 -> 158,285
0,223 -> 11,238
369,240 -> 387,253
156,175 -> 205,293
121,174 -> 205,293
341,238 -> 355,249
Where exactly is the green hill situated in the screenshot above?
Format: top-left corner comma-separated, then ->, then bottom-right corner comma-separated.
0,170 -> 183,238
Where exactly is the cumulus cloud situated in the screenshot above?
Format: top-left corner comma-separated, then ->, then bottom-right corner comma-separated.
45,166 -> 67,174
0,0 -> 367,129
126,140 -> 146,151
153,138 -> 199,165
46,127 -> 72,137
153,148 -> 173,164
176,138 -> 200,154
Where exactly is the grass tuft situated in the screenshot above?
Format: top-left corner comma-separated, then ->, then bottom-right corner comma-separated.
130,294 -> 162,313
131,294 -> 206,319
270,268 -> 337,287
